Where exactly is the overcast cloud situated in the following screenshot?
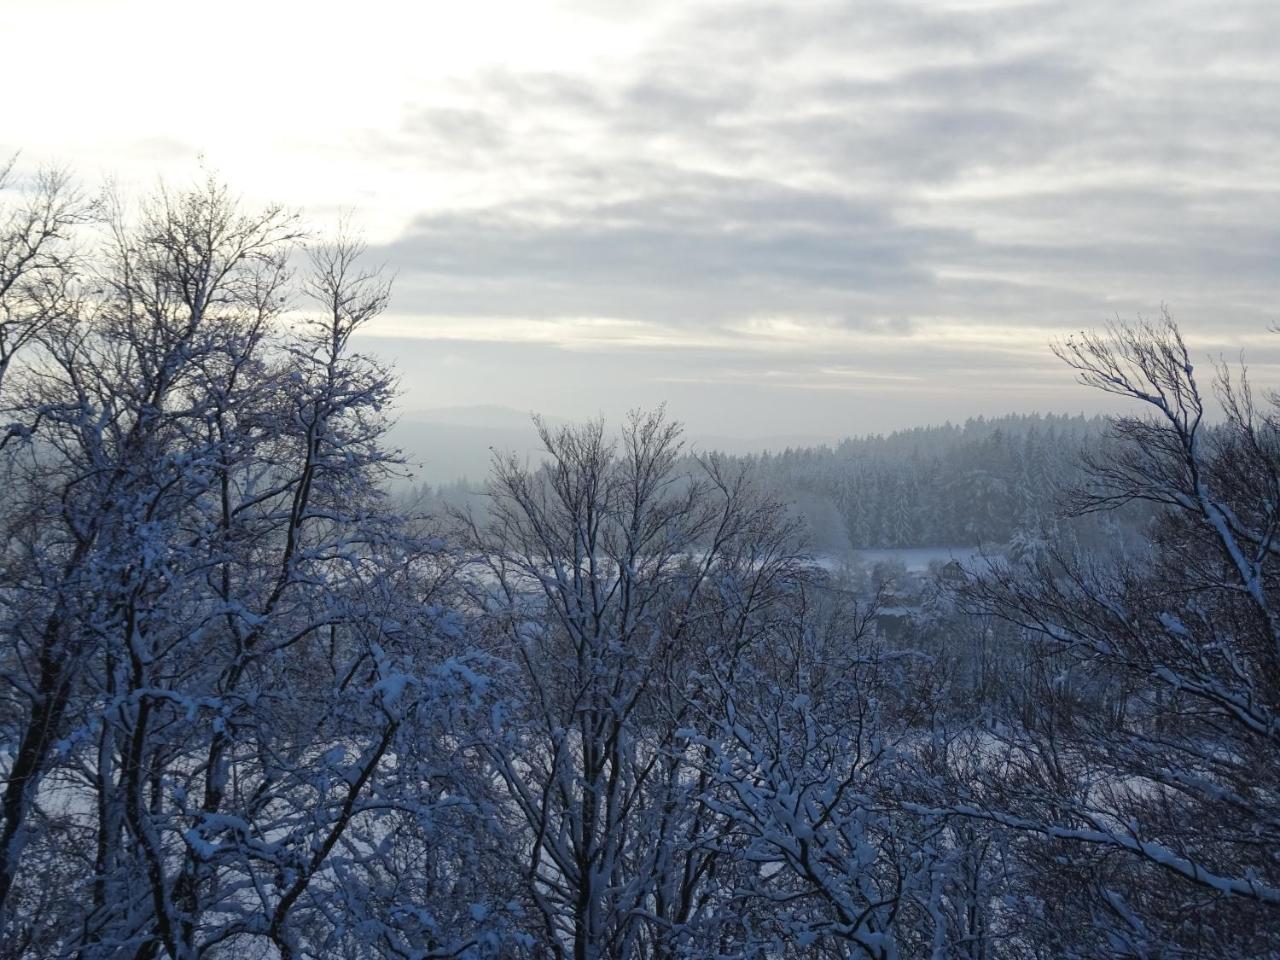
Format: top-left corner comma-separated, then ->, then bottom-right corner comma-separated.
3,0 -> 1277,436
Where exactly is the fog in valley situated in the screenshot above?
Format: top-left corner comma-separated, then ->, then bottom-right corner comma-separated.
1,2 -> 1278,958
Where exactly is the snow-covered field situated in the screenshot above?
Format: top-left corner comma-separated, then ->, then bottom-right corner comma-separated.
813,546 -> 989,573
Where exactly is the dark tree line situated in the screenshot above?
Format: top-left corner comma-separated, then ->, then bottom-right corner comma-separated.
737,414 -> 1121,551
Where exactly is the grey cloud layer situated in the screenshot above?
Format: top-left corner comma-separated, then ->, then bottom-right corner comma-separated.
382,169 -> 958,322
366,0 -> 1280,425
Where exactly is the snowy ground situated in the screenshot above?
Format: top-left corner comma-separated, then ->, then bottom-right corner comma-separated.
813,546 -> 988,574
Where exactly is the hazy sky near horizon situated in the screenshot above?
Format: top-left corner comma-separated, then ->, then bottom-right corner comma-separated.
4,0 -> 1278,437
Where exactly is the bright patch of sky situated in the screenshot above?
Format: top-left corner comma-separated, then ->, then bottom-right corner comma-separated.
4,0 -> 1277,437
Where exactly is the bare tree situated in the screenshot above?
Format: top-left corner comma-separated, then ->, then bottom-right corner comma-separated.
457,410 -> 808,960
0,177 -> 507,959
958,312 -> 1280,957
0,157 -> 88,438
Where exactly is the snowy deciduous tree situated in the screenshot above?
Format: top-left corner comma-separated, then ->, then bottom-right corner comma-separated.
0,157 -> 89,437
0,176 -> 503,959
958,314 -> 1280,957
690,582 -> 993,960
457,410 -> 808,960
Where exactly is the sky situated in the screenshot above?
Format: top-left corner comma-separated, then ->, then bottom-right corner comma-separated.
3,0 -> 1278,440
